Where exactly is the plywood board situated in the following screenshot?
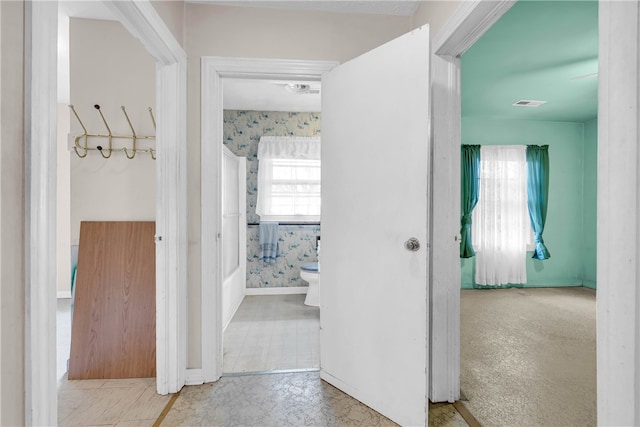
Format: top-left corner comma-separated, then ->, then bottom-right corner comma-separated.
69,221 -> 156,379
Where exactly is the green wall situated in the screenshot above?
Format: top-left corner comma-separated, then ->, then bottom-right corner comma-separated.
582,118 -> 597,288
461,117 -> 596,288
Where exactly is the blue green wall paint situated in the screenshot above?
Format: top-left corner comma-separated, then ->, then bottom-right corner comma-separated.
461,0 -> 598,122
461,118 -> 595,289
582,119 -> 598,289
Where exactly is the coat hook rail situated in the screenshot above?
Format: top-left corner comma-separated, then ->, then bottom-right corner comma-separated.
68,104 -> 156,160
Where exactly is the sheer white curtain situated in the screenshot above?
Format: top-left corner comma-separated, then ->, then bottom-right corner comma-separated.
473,145 -> 529,286
256,136 -> 321,221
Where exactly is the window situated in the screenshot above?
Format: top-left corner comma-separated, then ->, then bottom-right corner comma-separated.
472,145 -> 531,251
256,136 -> 321,222
472,145 -> 531,285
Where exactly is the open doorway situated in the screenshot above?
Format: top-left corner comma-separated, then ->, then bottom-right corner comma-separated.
457,1 -> 597,425
55,5 -> 159,385
27,2 -> 186,424
218,77 -> 322,374
201,26 -> 433,424
199,58 -> 337,384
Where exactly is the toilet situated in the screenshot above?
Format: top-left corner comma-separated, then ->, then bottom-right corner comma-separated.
300,262 -> 320,307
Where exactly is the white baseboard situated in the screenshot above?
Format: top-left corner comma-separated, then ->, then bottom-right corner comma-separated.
223,292 -> 245,332
185,368 -> 204,386
245,286 -> 308,296
57,291 -> 72,299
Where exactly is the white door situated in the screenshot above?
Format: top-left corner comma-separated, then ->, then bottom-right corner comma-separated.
320,26 -> 430,426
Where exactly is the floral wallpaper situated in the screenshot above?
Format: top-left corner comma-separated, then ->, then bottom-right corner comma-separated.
223,110 -> 321,288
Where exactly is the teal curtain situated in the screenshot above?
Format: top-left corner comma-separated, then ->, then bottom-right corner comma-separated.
460,145 -> 481,258
526,145 -> 551,260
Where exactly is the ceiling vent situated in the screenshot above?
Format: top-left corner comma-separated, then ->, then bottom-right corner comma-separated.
512,100 -> 547,107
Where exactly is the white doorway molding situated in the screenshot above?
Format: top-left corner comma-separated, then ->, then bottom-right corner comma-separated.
597,2 -> 640,425
199,57 -> 338,383
429,0 -> 516,403
25,1 -> 186,424
104,0 -> 188,398
432,1 -> 640,424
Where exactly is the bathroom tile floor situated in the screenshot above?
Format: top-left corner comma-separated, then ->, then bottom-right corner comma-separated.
223,294 -> 320,373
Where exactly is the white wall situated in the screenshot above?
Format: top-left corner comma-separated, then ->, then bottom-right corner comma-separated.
184,2 -> 414,367
69,18 -> 156,246
0,2 -> 24,425
57,11 -> 72,297
57,103 -> 71,296
151,0 -> 185,47
411,1 -> 462,33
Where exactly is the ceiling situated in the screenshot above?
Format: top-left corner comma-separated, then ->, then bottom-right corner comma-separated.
58,1 -> 419,112
223,78 -> 321,112
462,0 -> 598,122
212,1 -> 418,112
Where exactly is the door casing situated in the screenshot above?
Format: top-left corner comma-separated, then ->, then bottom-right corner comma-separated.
26,0 -> 640,424
25,1 -> 186,424
199,57 -> 339,384
432,1 -> 640,424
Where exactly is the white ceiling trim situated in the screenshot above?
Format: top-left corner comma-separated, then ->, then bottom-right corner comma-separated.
190,0 -> 421,17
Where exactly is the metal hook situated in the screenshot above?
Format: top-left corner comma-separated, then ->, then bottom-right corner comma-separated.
73,145 -> 88,158
121,106 -> 137,136
123,147 -> 136,159
69,105 -> 89,157
94,104 -> 113,157
69,104 -> 88,135
121,106 -> 137,158
97,145 -> 112,159
68,104 -> 154,159
148,107 -> 156,130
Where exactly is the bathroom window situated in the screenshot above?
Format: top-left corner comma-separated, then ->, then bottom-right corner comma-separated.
256,136 -> 321,222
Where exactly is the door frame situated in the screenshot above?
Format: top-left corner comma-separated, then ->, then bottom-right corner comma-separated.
199,57 -> 339,383
433,0 -> 640,423
428,0 -> 516,402
25,1 -> 186,424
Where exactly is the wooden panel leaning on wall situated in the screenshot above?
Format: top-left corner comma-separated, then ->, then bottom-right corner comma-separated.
69,221 -> 156,379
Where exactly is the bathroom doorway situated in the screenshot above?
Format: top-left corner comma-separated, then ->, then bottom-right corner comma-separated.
201,28 -> 433,424
218,77 -> 323,374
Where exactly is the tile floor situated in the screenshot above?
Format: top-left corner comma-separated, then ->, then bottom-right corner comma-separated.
223,294 -> 320,373
57,298 -> 72,385
56,294 -> 472,426
58,377 -> 171,426
57,299 -> 170,426
160,372 -> 471,426
56,288 -> 597,426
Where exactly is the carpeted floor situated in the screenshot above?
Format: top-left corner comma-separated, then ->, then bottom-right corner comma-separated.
460,287 -> 596,427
